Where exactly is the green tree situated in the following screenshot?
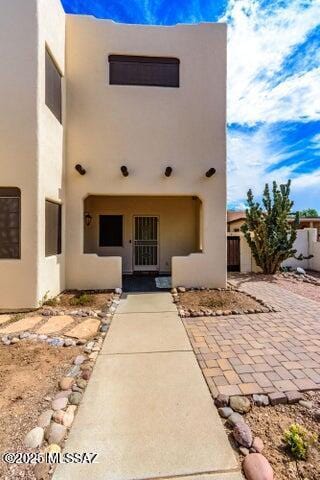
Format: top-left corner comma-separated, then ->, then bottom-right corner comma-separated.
300,208 -> 318,217
241,180 -> 307,274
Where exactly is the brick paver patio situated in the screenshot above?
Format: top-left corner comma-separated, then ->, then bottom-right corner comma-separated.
183,274 -> 320,397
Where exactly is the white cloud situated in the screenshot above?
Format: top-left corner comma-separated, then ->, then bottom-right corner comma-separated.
221,0 -> 320,125
227,124 -> 320,210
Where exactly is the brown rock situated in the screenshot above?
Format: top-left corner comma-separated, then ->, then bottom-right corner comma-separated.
243,453 -> 274,480
59,377 -> 75,390
230,395 -> 251,413
252,436 -> 264,453
214,393 -> 229,408
52,410 -> 65,425
82,369 -> 92,380
46,422 -> 67,445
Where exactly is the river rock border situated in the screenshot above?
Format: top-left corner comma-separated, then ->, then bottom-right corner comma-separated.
171,285 -> 276,317
19,289 -> 122,480
214,391 -> 320,480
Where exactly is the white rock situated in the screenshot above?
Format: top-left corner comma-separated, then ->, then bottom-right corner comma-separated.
24,427 -> 44,448
296,267 -> 306,275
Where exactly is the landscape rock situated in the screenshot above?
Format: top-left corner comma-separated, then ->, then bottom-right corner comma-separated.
68,392 -> 82,405
64,338 -> 76,347
51,397 -> 68,411
218,407 -> 233,418
81,369 -> 91,380
11,337 -> 20,344
100,324 -> 109,332
38,410 -> 53,429
227,412 -> 244,427
252,436 -> 264,453
269,392 -> 287,406
233,422 -> 253,448
286,391 -> 304,404
66,365 -> 80,377
45,443 -> 61,454
52,410 -> 65,425
47,337 -> 64,347
62,406 -> 75,427
314,410 -> 320,421
239,447 -> 250,456
252,394 -> 269,407
230,396 -> 251,413
54,390 -> 72,400
46,422 -> 67,445
299,400 -> 313,409
242,453 -> 274,480
34,462 -> 50,480
296,267 -> 306,275
20,331 -> 31,339
59,377 -> 75,390
76,378 -> 87,389
24,427 -> 44,448
215,394 -> 229,408
177,286 -> 186,292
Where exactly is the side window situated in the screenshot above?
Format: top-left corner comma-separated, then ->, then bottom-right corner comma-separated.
0,187 -> 21,259
45,200 -> 62,256
99,215 -> 123,247
45,48 -> 62,123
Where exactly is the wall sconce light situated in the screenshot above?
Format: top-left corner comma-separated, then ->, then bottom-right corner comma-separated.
121,165 -> 129,177
165,167 -> 173,177
84,212 -> 92,226
75,164 -> 86,176
205,168 -> 216,178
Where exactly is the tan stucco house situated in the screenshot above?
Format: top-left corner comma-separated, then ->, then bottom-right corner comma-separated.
0,0 -> 227,309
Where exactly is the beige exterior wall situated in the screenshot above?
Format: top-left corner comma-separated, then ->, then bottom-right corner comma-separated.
0,0 -> 65,309
0,1 -> 39,309
1,5 -> 227,306
65,18 -> 227,289
37,0 -> 66,303
84,196 -> 200,273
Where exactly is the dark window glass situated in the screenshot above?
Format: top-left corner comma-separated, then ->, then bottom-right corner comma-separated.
99,215 -> 123,247
45,49 -> 62,123
45,200 -> 62,256
0,188 -> 21,259
108,55 -> 180,87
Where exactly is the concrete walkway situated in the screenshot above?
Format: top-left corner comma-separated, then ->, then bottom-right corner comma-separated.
54,292 -> 242,480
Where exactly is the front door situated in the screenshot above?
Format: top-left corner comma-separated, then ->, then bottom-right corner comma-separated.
133,216 -> 159,271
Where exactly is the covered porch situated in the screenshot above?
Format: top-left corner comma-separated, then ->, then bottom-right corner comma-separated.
83,195 -> 202,281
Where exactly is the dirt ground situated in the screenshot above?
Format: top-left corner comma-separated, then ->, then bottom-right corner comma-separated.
0,341 -> 81,479
43,290 -> 113,311
242,392 -> 320,480
179,289 -> 263,312
274,271 -> 320,304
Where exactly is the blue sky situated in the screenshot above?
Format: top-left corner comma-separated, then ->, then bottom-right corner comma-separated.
61,0 -> 320,212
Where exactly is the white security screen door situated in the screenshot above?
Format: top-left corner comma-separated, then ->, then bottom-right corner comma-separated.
133,216 -> 159,271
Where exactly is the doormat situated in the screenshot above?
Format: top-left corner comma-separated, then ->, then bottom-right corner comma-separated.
155,277 -> 172,289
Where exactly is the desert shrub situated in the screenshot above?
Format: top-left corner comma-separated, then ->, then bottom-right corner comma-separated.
284,423 -> 317,460
70,293 -> 92,306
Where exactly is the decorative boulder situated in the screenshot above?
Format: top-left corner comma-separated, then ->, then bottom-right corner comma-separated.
227,412 -> 244,427
243,453 -> 274,480
230,396 -> 251,413
24,427 -> 44,448
215,394 -> 229,408
252,436 -> 264,453
233,422 -> 253,448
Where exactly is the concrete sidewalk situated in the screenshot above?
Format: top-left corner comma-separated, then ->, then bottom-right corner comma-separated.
54,292 -> 242,480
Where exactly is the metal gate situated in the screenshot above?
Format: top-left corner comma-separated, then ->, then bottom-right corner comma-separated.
133,216 -> 159,271
227,236 -> 240,272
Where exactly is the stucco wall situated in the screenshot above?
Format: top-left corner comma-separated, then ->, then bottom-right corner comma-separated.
0,1 -> 39,309
37,0 -> 66,303
233,229 -> 320,274
65,18 -> 227,289
84,196 -> 199,273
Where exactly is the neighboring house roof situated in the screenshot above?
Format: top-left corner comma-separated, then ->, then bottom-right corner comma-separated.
289,217 -> 320,222
227,211 -> 246,224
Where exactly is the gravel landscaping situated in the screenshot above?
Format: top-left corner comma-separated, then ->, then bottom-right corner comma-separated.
0,290 -> 121,479
172,286 -> 274,317
215,392 -> 320,480
0,341 -> 81,479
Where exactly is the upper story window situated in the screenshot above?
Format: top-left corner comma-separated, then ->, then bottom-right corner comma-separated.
108,55 -> 180,88
0,187 -> 21,259
45,48 -> 62,123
